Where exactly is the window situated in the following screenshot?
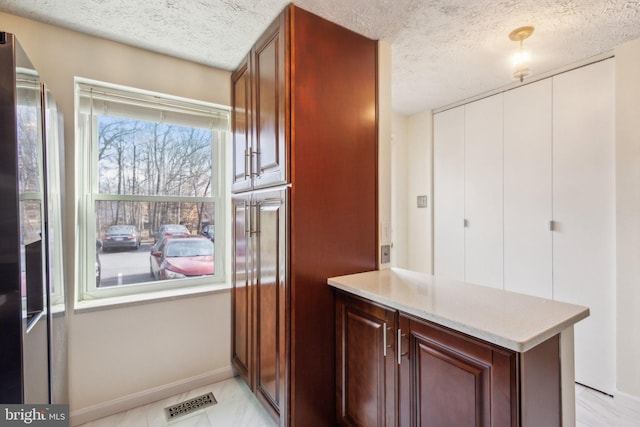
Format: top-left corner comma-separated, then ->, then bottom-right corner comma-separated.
75,78 -> 230,301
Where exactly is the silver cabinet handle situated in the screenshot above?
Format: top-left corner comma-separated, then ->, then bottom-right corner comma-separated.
383,322 -> 387,357
397,329 -> 402,365
244,149 -> 251,179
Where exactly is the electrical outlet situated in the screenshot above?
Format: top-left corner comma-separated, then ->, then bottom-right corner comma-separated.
381,244 -> 391,264
417,195 -> 428,208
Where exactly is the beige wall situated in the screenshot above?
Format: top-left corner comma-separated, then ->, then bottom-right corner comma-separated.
615,38 -> 640,400
0,12 -> 234,421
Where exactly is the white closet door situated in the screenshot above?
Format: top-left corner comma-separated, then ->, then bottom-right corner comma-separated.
553,59 -> 616,394
503,80 -> 553,298
464,94 -> 503,289
433,106 -> 465,281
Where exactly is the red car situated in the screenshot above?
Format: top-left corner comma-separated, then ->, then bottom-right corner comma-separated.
149,236 -> 214,280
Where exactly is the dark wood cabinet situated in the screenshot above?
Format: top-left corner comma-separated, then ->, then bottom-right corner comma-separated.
252,14 -> 287,191
254,189 -> 288,419
398,314 -> 517,427
231,4 -> 378,427
231,195 -> 252,386
336,292 -> 562,427
336,292 -> 397,427
231,56 -> 252,193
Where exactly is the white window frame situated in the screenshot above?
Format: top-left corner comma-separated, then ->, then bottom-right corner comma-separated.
74,77 -> 230,302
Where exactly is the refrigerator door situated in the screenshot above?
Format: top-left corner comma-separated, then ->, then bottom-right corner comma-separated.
15,35 -> 49,405
0,32 -> 50,404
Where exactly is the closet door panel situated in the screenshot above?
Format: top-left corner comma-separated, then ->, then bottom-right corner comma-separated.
464,95 -> 504,289
434,106 -> 465,281
503,80 -> 553,298
552,59 -> 616,394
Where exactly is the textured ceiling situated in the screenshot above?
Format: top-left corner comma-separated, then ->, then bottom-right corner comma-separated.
1,0 -> 639,115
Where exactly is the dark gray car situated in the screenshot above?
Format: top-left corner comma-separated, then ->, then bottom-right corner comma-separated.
102,225 -> 141,251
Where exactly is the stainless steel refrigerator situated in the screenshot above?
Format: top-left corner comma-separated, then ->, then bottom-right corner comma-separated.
0,31 -> 67,404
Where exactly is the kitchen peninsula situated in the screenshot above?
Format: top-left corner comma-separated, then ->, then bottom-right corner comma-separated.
329,268 -> 589,427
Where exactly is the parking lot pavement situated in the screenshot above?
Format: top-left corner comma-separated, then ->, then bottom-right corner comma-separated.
98,242 -> 153,287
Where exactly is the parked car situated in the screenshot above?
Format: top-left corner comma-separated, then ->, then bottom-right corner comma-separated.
154,224 -> 190,243
201,224 -> 215,242
102,225 -> 141,251
149,236 -> 214,280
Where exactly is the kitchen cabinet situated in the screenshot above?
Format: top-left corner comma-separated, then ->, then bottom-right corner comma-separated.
230,5 -> 378,426
231,194 -> 252,387
398,314 -> 517,427
331,270 -> 589,427
335,291 -> 397,427
231,188 -> 288,420
231,56 -> 252,193
336,291 -> 517,427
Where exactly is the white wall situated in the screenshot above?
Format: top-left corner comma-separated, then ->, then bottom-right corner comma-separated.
615,38 -> 640,401
0,12 -> 234,421
391,114 -> 408,268
378,41 -> 393,268
390,111 -> 433,273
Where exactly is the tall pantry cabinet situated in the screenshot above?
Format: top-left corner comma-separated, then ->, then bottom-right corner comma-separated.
433,59 -> 615,394
230,5 -> 378,426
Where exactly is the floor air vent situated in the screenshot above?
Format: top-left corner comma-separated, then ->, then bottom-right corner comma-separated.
164,392 -> 217,421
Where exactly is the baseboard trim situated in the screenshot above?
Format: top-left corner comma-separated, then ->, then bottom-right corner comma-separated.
70,366 -> 235,426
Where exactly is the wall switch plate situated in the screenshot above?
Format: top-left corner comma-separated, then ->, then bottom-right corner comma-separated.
417,195 -> 428,208
381,244 -> 391,264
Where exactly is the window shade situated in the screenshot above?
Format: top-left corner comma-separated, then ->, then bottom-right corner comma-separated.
76,81 -> 229,130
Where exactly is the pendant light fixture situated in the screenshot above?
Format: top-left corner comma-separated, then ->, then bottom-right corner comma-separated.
509,26 -> 534,82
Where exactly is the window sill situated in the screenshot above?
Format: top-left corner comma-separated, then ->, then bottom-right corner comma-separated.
73,282 -> 232,314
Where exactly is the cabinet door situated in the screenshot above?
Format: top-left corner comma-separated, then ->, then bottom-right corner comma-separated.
464,94 -> 504,289
433,106 -> 465,281
336,292 -> 396,427
503,80 -> 553,298
254,188 -> 288,423
231,194 -> 252,387
252,14 -> 287,190
552,59 -> 616,394
399,315 -> 516,427
231,56 -> 252,193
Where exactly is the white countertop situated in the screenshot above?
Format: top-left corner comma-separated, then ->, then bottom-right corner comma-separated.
328,268 -> 589,352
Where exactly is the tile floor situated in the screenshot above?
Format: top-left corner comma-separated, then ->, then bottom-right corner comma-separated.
77,379 -> 640,426
76,377 -> 276,427
576,383 -> 640,427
